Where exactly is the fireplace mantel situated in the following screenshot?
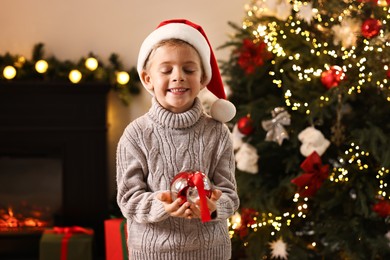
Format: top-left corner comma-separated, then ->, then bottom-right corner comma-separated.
0,81 -> 110,258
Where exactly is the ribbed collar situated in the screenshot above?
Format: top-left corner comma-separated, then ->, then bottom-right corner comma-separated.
148,97 -> 204,129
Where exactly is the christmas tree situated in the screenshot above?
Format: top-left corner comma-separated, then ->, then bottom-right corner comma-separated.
220,0 -> 390,259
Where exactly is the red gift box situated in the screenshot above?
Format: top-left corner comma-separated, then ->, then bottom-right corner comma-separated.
104,218 -> 128,260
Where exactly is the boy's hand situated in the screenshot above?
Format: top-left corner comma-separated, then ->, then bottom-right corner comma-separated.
158,191 -> 193,219
190,189 -> 222,219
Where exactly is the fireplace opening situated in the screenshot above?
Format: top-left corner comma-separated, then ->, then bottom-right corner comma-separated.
0,156 -> 62,233
0,82 -> 110,259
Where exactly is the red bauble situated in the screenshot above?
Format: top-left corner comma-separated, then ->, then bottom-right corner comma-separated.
372,200 -> 390,218
237,115 -> 255,135
170,171 -> 212,204
387,68 -> 390,78
361,18 -> 381,39
320,65 -> 345,89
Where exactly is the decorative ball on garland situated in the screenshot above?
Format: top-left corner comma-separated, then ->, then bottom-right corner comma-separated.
237,115 -> 255,135
320,65 -> 346,89
361,18 -> 381,39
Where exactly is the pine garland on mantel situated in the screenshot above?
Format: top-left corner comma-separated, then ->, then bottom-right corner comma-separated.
0,43 -> 141,104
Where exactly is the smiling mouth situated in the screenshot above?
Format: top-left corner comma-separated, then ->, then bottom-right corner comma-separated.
168,88 -> 188,93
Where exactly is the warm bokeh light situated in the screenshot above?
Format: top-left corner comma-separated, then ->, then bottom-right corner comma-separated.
3,66 -> 17,79
85,57 -> 98,71
116,71 -> 130,85
35,60 -> 48,74
68,69 -> 82,83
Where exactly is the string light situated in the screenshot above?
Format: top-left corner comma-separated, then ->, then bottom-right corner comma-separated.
85,57 -> 98,71
3,66 -> 17,80
116,71 -> 130,85
230,0 -> 390,251
35,60 -> 48,74
69,69 -> 82,83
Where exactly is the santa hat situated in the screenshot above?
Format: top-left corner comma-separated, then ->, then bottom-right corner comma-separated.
137,19 -> 236,123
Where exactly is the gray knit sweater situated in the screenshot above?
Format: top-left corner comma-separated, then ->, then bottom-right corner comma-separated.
116,97 -> 239,260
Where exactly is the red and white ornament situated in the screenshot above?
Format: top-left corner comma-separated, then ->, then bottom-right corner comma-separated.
320,65 -> 346,89
170,171 -> 212,222
171,171 -> 212,203
361,18 -> 381,39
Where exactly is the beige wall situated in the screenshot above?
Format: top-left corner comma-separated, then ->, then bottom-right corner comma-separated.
0,0 -> 245,200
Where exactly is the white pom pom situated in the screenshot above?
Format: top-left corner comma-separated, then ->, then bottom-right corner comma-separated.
210,99 -> 236,123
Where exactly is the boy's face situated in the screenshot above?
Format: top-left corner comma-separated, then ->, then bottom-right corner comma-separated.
141,43 -> 207,113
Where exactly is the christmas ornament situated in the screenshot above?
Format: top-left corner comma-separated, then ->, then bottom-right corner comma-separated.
236,208 -> 258,238
235,142 -> 259,174
298,126 -> 330,157
237,39 -> 272,74
170,171 -> 212,222
361,18 -> 381,39
372,200 -> 390,218
237,115 -> 255,135
296,2 -> 315,24
261,107 -> 291,145
269,238 -> 289,260
256,0 -> 292,21
320,65 -> 346,89
291,151 -> 330,197
331,18 -> 361,48
386,68 -> 390,78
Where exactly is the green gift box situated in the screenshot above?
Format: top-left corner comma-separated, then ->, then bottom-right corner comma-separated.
39,226 -> 94,260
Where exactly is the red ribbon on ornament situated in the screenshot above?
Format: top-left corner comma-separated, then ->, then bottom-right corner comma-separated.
291,151 -> 329,197
190,172 -> 211,223
51,226 -> 94,260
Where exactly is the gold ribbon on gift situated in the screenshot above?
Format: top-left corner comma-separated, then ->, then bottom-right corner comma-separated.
261,107 -> 291,145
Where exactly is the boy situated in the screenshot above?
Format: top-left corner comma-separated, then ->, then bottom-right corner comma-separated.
116,19 -> 239,259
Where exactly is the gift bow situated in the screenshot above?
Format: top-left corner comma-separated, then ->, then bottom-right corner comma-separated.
291,151 -> 329,197
53,226 -> 94,235
188,172 -> 211,223
52,226 -> 94,260
261,107 -> 291,145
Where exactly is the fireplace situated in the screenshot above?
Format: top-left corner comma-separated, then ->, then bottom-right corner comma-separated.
0,82 -> 109,259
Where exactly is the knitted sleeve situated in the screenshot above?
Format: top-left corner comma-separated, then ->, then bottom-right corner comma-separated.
116,123 -> 169,224
210,124 -> 240,220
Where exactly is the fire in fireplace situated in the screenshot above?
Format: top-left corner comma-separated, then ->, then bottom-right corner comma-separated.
0,156 -> 62,234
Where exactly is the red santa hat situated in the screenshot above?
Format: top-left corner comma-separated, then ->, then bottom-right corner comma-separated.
137,19 -> 236,123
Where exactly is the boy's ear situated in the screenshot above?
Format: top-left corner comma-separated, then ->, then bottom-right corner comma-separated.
200,75 -> 207,90
141,70 -> 154,92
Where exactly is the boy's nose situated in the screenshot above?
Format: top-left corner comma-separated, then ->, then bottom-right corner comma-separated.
172,69 -> 184,82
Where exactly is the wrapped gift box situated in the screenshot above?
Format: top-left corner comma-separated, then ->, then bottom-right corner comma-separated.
39,226 -> 94,260
104,218 -> 128,260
